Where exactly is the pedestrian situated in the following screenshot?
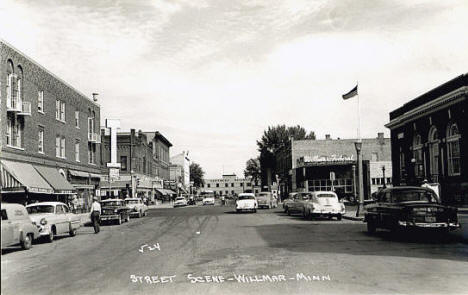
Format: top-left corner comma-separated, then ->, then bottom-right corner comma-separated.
90,197 -> 101,234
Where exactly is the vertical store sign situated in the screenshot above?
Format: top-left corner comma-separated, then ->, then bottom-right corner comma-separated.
106,119 -> 121,181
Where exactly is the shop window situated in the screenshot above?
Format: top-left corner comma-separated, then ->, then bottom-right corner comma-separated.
447,123 -> 461,176
121,156 -> 127,171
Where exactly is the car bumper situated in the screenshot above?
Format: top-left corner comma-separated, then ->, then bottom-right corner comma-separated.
311,209 -> 345,215
398,221 -> 460,229
100,214 -> 120,221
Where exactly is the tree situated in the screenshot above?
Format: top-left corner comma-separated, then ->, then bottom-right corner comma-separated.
189,162 -> 205,188
244,158 -> 261,185
256,124 -> 316,187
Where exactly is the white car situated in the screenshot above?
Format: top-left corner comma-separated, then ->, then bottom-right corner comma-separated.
302,191 -> 346,220
26,202 -> 81,242
202,197 -> 215,206
125,198 -> 148,218
236,193 -> 258,213
174,197 -> 188,207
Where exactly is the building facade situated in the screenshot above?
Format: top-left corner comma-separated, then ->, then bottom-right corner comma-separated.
386,73 -> 467,206
100,129 -> 170,202
170,151 -> 190,193
276,133 -> 392,201
203,174 -> 260,196
144,131 -> 172,181
0,41 -> 101,210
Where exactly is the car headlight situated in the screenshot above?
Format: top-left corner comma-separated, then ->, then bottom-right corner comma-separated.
40,218 -> 47,225
114,209 -> 118,213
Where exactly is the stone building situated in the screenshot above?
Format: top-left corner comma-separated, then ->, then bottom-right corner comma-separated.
0,41 -> 101,210
170,151 -> 190,193
203,174 -> 260,196
386,73 -> 467,206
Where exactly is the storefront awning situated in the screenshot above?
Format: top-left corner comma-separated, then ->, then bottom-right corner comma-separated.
34,166 -> 75,194
89,173 -> 102,179
69,170 -> 90,178
100,180 -> 129,189
1,160 -> 54,194
155,188 -> 176,196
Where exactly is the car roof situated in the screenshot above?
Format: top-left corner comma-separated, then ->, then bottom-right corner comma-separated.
25,202 -> 66,207
101,198 -> 124,202
378,186 -> 434,193
238,193 -> 255,197
2,202 -> 27,209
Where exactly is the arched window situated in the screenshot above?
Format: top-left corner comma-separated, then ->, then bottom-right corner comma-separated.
16,66 -> 23,107
6,60 -> 14,105
412,133 -> 424,178
428,126 -> 439,181
447,123 -> 461,176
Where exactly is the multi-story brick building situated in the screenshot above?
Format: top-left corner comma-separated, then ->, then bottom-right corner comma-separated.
170,151 -> 190,193
203,174 -> 261,196
0,41 -> 101,209
386,73 -> 467,206
276,133 -> 392,201
100,129 -> 173,202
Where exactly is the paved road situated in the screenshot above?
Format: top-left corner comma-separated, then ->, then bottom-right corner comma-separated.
2,206 -> 468,295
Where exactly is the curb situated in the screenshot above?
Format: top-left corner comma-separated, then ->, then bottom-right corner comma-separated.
342,215 -> 364,222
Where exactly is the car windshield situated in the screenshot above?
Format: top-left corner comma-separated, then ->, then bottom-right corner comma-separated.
238,195 -> 255,200
176,197 -> 185,201
102,201 -> 123,206
316,193 -> 336,199
257,193 -> 269,198
393,190 -> 438,203
27,205 -> 54,214
126,200 -> 139,205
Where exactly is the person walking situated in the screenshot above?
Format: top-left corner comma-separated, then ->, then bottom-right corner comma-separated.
90,197 -> 101,234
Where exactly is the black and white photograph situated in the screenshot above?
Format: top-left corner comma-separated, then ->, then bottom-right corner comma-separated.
1,1 -> 467,294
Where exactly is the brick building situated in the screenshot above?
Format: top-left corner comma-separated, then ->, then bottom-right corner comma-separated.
170,151 -> 190,193
276,133 -> 392,200
386,73 -> 467,206
100,129 -> 173,202
0,41 -> 101,210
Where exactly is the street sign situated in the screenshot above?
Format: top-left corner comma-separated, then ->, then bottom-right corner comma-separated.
109,168 -> 120,182
330,171 -> 335,181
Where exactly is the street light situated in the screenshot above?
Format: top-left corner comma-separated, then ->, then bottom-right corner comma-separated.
382,165 -> 386,188
354,141 -> 364,217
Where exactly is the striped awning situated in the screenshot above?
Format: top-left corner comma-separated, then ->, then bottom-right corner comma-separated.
34,166 -> 75,194
0,160 -> 54,194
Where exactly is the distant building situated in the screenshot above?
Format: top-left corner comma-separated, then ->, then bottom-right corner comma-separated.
0,41 -> 101,210
203,174 -> 261,196
170,151 -> 190,193
276,133 -> 392,200
143,131 -> 172,181
386,73 -> 467,206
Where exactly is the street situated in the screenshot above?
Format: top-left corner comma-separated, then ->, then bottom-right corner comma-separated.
2,205 -> 468,295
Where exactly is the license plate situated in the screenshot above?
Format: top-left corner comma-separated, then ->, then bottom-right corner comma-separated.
425,216 -> 436,222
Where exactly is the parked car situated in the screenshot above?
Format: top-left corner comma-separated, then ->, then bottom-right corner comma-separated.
100,199 -> 130,225
364,186 -> 460,234
285,192 -> 312,216
282,192 -> 298,213
302,191 -> 346,220
125,198 -> 148,218
174,197 -> 188,207
202,196 -> 215,205
236,193 -> 258,213
1,203 -> 39,250
256,192 -> 278,209
26,202 -> 81,242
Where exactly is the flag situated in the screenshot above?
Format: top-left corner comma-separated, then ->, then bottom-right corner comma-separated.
342,85 -> 358,100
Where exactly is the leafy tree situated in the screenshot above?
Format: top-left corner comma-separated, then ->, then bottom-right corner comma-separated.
189,162 -> 205,188
244,158 -> 261,185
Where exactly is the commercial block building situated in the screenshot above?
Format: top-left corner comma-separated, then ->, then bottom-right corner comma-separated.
203,174 -> 260,196
386,73 -> 467,206
0,41 -> 101,210
170,151 -> 190,193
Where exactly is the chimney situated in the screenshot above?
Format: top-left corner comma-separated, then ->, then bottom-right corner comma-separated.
377,132 -> 385,144
325,134 -> 331,140
92,93 -> 98,102
138,129 -> 143,137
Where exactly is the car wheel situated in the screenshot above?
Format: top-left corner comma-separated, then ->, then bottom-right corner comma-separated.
337,214 -> 342,221
21,234 -> 33,250
117,215 -> 122,225
236,209 -> 241,213
367,220 -> 376,234
46,229 -> 54,243
69,228 -> 77,237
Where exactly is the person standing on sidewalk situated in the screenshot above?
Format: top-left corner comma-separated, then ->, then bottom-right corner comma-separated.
90,197 -> 101,234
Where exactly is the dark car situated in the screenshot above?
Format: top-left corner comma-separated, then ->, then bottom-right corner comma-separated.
364,186 -> 460,234
100,199 -> 130,225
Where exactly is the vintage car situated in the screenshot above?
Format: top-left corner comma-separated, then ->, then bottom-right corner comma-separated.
256,192 -> 278,209
100,199 -> 130,225
364,186 -> 460,234
236,193 -> 258,213
26,202 -> 81,242
202,196 -> 215,206
1,203 -> 39,250
302,191 -> 346,220
174,197 -> 188,207
282,192 -> 298,213
285,192 -> 312,216
125,198 -> 148,218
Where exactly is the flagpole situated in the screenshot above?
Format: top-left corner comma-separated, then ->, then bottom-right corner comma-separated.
357,81 -> 361,142
355,80 -> 364,217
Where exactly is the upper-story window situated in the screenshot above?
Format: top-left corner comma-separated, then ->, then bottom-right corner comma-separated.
56,135 -> 66,158
38,91 -> 44,113
447,123 -> 461,176
412,133 -> 424,178
38,126 -> 44,154
75,140 -> 80,162
75,111 -> 80,128
56,100 -> 66,122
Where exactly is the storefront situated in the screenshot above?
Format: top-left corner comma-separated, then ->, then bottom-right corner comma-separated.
68,170 -> 100,212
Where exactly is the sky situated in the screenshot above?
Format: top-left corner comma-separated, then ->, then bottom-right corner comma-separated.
1,0 -> 467,178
